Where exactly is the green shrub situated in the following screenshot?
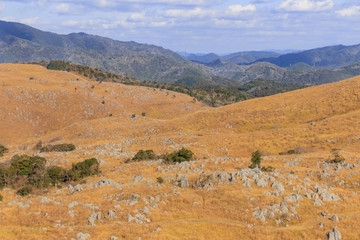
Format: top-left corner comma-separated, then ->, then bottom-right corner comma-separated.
329,154 -> 345,164
132,150 -> 157,161
0,194 -> 3,201
0,144 -> 9,157
68,158 -> 99,181
40,144 -> 76,152
157,177 -> 164,184
249,150 -> 261,169
47,166 -> 67,186
10,155 -> 46,176
261,166 -> 275,172
17,186 -> 32,196
165,148 -> 194,163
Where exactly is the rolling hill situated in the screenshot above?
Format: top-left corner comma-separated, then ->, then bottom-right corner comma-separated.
1,64 -> 360,239
255,44 -> 360,68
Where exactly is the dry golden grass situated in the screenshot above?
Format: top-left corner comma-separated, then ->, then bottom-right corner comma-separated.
0,64 -> 360,239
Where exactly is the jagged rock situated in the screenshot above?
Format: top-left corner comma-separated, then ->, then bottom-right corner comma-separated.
284,193 -> 303,202
321,212 -> 328,217
229,172 -> 237,183
331,215 -> 339,221
111,236 -> 119,240
320,191 -> 341,201
218,172 -> 230,182
271,182 -> 285,192
252,210 -> 265,222
76,232 -> 90,240
255,177 -> 268,187
68,210 -> 75,218
74,184 -> 83,192
88,211 -> 102,226
108,210 -> 116,219
175,174 -> 189,188
314,198 -> 323,206
132,175 -> 146,183
68,201 -> 79,208
39,197 -> 51,204
319,222 -> 324,228
327,228 -> 342,240
93,179 -> 118,188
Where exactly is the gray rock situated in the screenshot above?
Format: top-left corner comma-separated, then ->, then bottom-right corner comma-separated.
252,210 -> 265,222
68,201 -> 79,209
88,211 -> 102,226
255,177 -> 268,187
110,236 -> 119,240
76,232 -> 90,240
74,184 -> 83,192
229,172 -> 237,183
39,197 -> 51,204
319,222 -> 323,228
218,172 -> 230,182
284,193 -> 303,202
132,175 -> 146,183
314,198 -> 323,206
108,210 -> 116,219
320,191 -> 341,201
271,182 -> 285,192
331,215 -> 339,221
94,179 -> 118,188
327,228 -> 342,240
68,210 -> 75,218
175,174 -> 189,188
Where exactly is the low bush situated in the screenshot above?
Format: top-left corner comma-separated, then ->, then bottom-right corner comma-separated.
249,150 -> 261,169
157,177 -> 164,184
165,148 -> 194,163
261,166 -> 275,172
0,144 -> 9,157
0,155 -> 99,196
68,158 -> 100,181
17,186 -> 32,196
0,194 -> 3,201
132,150 -> 157,161
40,144 -> 76,152
328,153 -> 345,164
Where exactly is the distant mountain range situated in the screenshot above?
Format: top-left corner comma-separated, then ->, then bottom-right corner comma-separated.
1,20 -> 360,88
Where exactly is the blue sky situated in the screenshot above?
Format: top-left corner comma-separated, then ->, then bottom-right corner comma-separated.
0,0 -> 359,53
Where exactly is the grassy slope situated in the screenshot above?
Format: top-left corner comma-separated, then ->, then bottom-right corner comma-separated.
1,64 -> 360,239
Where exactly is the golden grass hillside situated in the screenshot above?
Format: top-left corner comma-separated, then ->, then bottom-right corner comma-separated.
0,63 -> 360,240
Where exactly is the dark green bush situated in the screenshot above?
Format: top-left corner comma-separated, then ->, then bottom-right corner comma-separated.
47,166 -> 67,185
0,155 -> 100,196
261,166 -> 275,172
329,153 -> 345,164
40,144 -> 76,152
157,177 -> 164,184
17,186 -> 32,196
0,144 -> 9,157
132,150 -> 157,161
249,150 -> 262,169
10,155 -> 46,176
0,194 -> 3,201
68,158 -> 99,181
165,148 -> 194,163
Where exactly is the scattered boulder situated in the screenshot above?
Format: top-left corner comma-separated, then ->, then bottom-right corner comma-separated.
331,215 -> 339,221
132,175 -> 146,183
327,228 -> 342,240
76,232 -> 90,240
88,211 -> 102,226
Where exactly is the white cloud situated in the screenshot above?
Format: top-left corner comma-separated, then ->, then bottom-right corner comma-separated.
55,3 -> 71,14
278,0 -> 334,12
337,6 -> 360,17
0,2 -> 5,11
165,4 -> 256,19
228,4 -> 256,13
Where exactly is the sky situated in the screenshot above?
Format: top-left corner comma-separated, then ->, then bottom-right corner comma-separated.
0,0 -> 360,53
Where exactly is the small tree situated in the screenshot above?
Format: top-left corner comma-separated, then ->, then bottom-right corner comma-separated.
249,150 -> 262,169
